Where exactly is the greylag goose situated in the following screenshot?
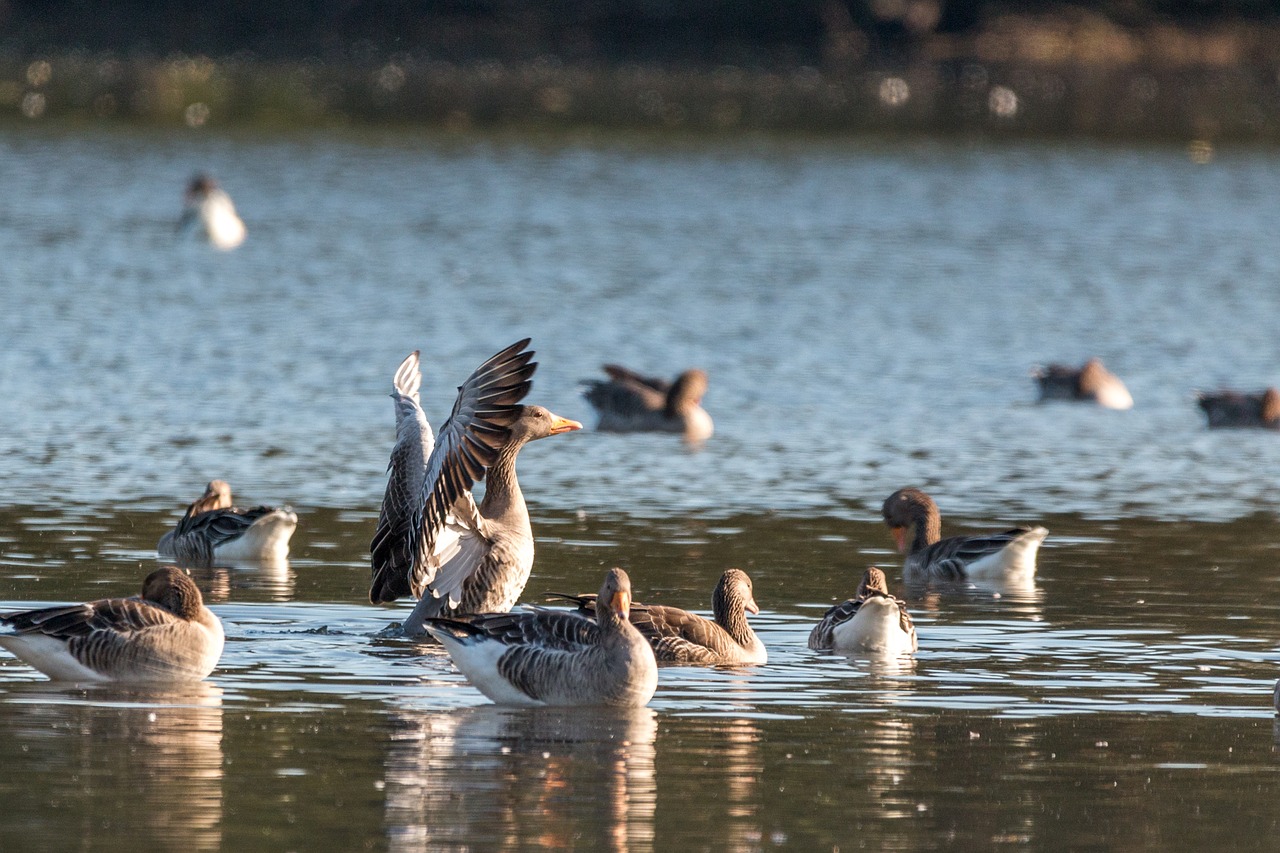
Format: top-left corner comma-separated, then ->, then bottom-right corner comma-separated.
369,341 -> 582,636
882,488 -> 1048,584
548,567 -> 766,664
178,174 -> 246,250
808,567 -> 917,655
1196,387 -> 1280,429
0,567 -> 224,682
582,365 -> 713,441
1032,358 -> 1133,410
424,568 -> 657,707
158,480 -> 297,565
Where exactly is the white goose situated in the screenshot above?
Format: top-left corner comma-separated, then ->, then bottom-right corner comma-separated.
808,567 -> 917,655
158,480 -> 297,565
424,567 -> 657,707
0,567 -> 224,682
178,174 -> 246,251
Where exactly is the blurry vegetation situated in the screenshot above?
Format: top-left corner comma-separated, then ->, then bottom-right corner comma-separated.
2,1 -> 1280,139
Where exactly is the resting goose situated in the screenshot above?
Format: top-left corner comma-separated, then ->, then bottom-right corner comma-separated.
582,365 -> 713,441
548,567 -> 766,665
369,341 -> 582,636
882,488 -> 1048,584
1196,387 -> 1280,429
424,567 -> 657,707
808,567 -> 917,655
0,567 -> 224,682
158,480 -> 297,565
178,174 -> 246,251
1032,358 -> 1133,410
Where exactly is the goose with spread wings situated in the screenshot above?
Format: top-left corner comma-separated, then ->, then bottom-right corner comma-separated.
158,479 -> 297,565
582,365 -> 713,441
369,340 -> 582,636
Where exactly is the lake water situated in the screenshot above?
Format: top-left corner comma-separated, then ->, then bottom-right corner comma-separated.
1,126 -> 1279,850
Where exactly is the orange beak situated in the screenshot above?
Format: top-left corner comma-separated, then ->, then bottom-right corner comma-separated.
891,526 -> 908,554
611,589 -> 631,618
549,415 -> 583,435
745,596 -> 760,615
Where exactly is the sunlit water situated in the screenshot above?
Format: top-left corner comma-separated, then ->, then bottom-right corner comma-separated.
1,127 -> 1279,850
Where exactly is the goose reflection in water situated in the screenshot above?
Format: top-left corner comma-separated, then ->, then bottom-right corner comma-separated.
180,557 -> 296,603
383,705 -> 656,852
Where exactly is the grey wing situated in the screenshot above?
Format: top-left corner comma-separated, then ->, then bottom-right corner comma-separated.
446,608 -> 599,650
807,599 -> 862,650
583,375 -> 666,418
602,365 -> 670,394
920,530 -> 1031,580
3,597 -> 176,641
631,605 -> 730,662
171,507 -> 282,562
419,493 -> 492,608
542,592 -> 596,615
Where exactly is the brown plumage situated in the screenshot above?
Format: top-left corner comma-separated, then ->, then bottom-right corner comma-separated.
808,567 -> 917,654
1032,357 -> 1133,409
1196,387 -> 1280,429
582,365 -> 713,441
158,480 -> 296,565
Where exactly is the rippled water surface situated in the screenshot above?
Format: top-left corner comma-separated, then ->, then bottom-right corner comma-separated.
1,128 -> 1279,850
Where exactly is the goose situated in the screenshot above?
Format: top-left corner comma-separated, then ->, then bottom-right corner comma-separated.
158,480 -> 297,565
423,567 -> 656,707
1196,387 -> 1280,429
177,174 -> 246,251
882,488 -> 1048,584
808,567 -> 917,655
369,341 -> 582,637
0,567 -> 224,682
1032,358 -> 1132,410
548,567 -> 766,664
582,365 -> 713,441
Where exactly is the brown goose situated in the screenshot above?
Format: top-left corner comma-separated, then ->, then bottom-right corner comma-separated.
369,341 -> 581,637
1196,387 -> 1280,429
582,365 -> 713,441
808,567 -> 917,655
882,488 -> 1048,585
423,568 -> 658,707
1032,358 -> 1133,410
158,480 -> 297,565
0,568 -> 224,682
549,567 -> 766,665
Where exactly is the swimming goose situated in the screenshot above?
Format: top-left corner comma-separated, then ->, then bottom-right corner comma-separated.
1032,358 -> 1133,410
178,174 -> 246,251
0,567 -> 224,682
1196,387 -> 1280,429
808,567 -> 917,655
158,480 -> 297,565
548,567 -> 766,664
369,341 -> 582,636
882,488 -> 1048,584
424,568 -> 657,707
582,365 -> 713,441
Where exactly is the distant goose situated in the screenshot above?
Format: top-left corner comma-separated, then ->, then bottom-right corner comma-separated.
178,174 -> 246,251
158,480 -> 297,565
369,342 -> 582,636
1032,358 -> 1133,410
808,567 -> 917,655
0,567 -> 224,682
548,567 -> 766,665
1196,387 -> 1280,429
582,365 -> 713,441
424,568 -> 658,707
882,488 -> 1048,584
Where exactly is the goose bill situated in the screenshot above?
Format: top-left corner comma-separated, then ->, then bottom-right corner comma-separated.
890,526 -> 908,554
611,589 -> 631,618
745,597 -> 760,615
550,416 -> 583,435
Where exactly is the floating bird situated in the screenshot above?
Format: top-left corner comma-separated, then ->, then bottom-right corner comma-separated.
582,365 -> 713,441
1032,358 -> 1133,410
548,567 -> 766,665
178,174 -> 246,251
808,567 -> 917,655
424,567 -> 657,707
158,480 -> 297,565
1196,387 -> 1280,429
882,488 -> 1048,584
0,567 -> 224,682
369,341 -> 581,636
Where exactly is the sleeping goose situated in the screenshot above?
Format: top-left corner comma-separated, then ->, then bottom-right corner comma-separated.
1196,387 -> 1280,429
582,365 -> 713,441
548,567 -> 766,664
882,488 -> 1048,584
0,567 -> 224,682
178,174 -> 246,251
369,341 -> 582,637
158,480 -> 297,565
1032,358 -> 1133,410
808,567 -> 917,655
424,567 -> 657,707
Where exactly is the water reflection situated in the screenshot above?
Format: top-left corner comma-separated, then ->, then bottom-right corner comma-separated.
181,557 -> 296,602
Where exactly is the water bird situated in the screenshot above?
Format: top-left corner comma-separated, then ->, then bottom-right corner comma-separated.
547,567 -> 766,664
1032,358 -> 1133,409
178,174 -> 246,250
808,567 -> 917,655
882,487 -> 1048,584
0,567 -> 224,682
582,365 -> 713,441
423,567 -> 657,707
369,342 -> 582,636
158,479 -> 297,565
1196,387 -> 1280,429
